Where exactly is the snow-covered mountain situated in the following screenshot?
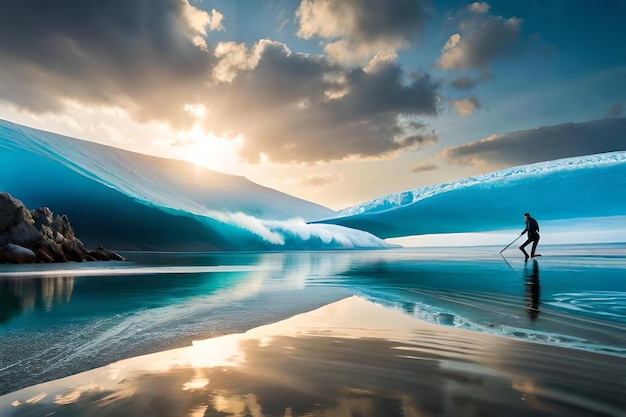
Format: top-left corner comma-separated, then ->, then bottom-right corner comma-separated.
0,120 -> 388,250
317,152 -> 626,239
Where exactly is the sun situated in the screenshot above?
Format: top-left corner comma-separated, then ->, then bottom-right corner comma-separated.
173,124 -> 243,173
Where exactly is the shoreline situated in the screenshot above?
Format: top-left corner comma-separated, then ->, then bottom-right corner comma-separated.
2,296 -> 625,417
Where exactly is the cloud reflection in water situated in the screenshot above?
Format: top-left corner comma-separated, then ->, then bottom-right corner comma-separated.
2,296 -> 625,417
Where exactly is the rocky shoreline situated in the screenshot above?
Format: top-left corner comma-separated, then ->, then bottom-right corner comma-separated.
0,192 -> 123,264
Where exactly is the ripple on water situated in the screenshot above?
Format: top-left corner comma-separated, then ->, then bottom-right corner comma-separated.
548,291 -> 626,321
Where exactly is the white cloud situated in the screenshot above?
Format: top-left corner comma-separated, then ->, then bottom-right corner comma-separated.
212,41 -> 259,83
296,0 -> 349,39
364,51 -> 399,72
468,2 -> 490,14
208,9 -> 225,31
182,4 -> 224,49
442,33 -> 461,52
452,96 -> 481,116
296,0 -> 428,65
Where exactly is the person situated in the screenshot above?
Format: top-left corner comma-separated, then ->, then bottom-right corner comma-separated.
519,213 -> 540,261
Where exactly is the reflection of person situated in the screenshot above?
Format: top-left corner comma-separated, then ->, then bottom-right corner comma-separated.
519,213 -> 540,261
524,259 -> 541,320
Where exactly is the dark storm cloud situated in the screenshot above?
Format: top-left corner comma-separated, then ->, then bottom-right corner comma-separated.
0,0 -> 215,126
204,40 -> 440,163
439,118 -> 626,168
297,0 -> 430,63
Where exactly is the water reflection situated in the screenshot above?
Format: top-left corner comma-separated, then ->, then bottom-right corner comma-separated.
0,276 -> 74,323
3,297 -> 625,417
0,253 -> 358,396
0,252 -> 355,326
2,248 -> 626,399
524,260 -> 541,320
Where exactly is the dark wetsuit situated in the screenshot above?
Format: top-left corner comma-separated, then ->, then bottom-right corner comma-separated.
520,217 -> 540,259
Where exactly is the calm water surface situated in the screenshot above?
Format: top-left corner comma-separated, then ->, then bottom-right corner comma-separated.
1,244 -> 625,397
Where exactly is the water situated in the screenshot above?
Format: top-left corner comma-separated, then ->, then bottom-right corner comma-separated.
1,244 -> 625,403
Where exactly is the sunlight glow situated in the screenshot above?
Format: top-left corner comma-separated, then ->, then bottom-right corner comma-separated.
183,378 -> 210,391
171,123 -> 243,172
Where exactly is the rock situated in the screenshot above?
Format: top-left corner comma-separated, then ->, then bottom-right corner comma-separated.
0,243 -> 36,264
39,224 -> 54,241
0,193 -> 34,230
50,214 -> 75,241
36,239 -> 68,263
88,246 -> 125,261
31,207 -> 54,229
62,239 -> 87,262
9,221 -> 40,246
34,247 -> 55,263
0,193 -> 124,264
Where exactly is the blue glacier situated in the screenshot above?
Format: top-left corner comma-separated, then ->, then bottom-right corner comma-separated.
317,152 -> 626,240
0,120 -> 388,251
2,119 -> 625,250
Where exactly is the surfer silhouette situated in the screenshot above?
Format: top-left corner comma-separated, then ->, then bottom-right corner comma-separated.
524,259 -> 541,320
519,213 -> 540,261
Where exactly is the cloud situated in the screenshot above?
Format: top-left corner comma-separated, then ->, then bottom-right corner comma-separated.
411,163 -> 438,173
452,96 -> 481,116
0,0 -> 217,127
450,74 -> 491,89
204,40 -> 440,163
438,118 -> 626,168
183,6 -> 224,48
450,77 -> 477,89
605,101 -> 624,118
296,0 -> 429,64
0,1 -> 441,165
468,2 -> 490,14
212,41 -> 259,83
438,16 -> 522,73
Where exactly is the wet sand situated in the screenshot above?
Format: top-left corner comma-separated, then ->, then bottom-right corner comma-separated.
1,296 -> 625,417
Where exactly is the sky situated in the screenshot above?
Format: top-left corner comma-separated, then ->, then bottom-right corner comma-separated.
0,0 -> 625,211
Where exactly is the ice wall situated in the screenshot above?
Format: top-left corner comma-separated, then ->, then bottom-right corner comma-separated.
318,152 -> 626,239
0,120 -> 387,250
